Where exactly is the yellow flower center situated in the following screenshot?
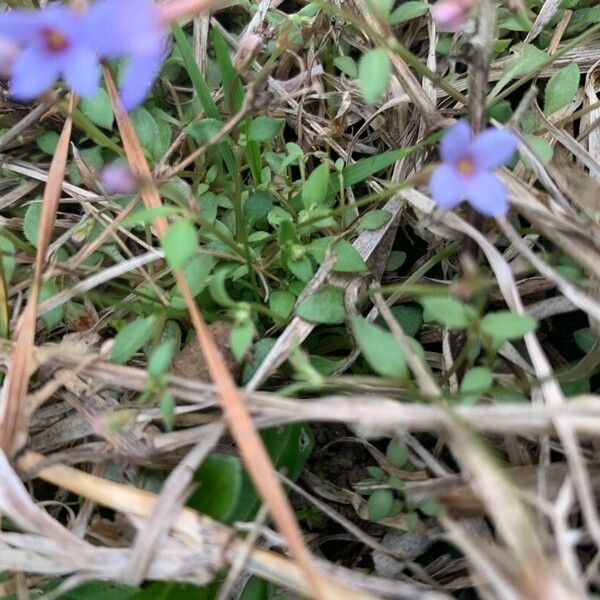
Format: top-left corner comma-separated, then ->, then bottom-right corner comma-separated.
457,157 -> 474,176
43,28 -> 69,53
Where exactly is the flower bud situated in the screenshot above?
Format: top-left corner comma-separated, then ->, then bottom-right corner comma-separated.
99,162 -> 138,195
431,0 -> 466,31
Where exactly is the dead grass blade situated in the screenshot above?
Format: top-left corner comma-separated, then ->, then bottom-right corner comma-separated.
103,68 -> 326,598
0,95 -> 75,455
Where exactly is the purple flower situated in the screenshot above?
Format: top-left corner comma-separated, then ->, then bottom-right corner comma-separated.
430,121 -> 517,217
0,5 -> 101,100
85,0 -> 167,110
99,162 -> 138,195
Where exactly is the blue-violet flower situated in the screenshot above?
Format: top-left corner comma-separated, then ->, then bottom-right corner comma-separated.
430,120 -> 517,217
0,5 -> 101,100
85,0 -> 167,110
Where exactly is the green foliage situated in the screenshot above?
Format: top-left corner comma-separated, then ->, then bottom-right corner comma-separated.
420,296 -> 474,329
162,220 -> 198,269
352,317 -> 408,379
459,367 -> 494,405
390,1 -> 428,23
544,63 -> 580,114
111,315 -> 157,364
480,311 -> 537,341
296,286 -> 347,324
359,48 -> 391,104
367,489 -> 395,521
80,88 -> 114,130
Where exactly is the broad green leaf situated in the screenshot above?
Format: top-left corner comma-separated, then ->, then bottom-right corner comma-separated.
387,304 -> 423,337
459,366 -> 493,404
133,582 -> 214,599
80,88 -> 114,130
521,134 -> 553,167
386,438 -> 407,468
162,220 -> 198,269
303,163 -> 329,209
491,44 -> 548,98
334,56 -> 358,78
352,317 -> 408,379
129,107 -> 160,160
358,210 -> 392,230
287,254 -> 314,282
368,489 -> 394,521
188,454 -> 244,523
39,280 -> 63,329
385,251 -> 406,271
420,296 -> 473,329
297,286 -> 346,324
480,311 -> 537,341
179,254 -> 214,297
243,191 -> 273,227
419,499 -> 441,516
574,328 -> 597,354
36,131 -> 59,155
230,319 -> 255,361
247,116 -> 284,142
23,202 -> 42,246
186,118 -> 224,145
544,63 -> 580,114
359,48 -> 391,104
308,238 -> 368,273
111,315 -> 156,364
57,581 -> 138,600
390,1 -> 428,23
148,339 -> 176,378
122,206 -> 181,228
270,290 -> 296,322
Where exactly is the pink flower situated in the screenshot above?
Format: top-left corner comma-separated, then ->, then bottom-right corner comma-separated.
431,0 -> 466,30
430,120 -> 517,217
99,162 -> 138,195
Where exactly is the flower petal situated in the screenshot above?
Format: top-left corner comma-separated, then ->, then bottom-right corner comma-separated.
471,128 -> 518,169
119,49 -> 163,110
0,11 -> 39,43
85,0 -> 164,57
430,164 -> 463,209
440,120 -> 472,163
10,46 -> 59,100
464,171 -> 508,216
62,46 -> 100,98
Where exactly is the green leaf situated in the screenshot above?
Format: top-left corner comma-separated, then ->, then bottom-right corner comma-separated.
243,191 -> 273,227
129,107 -> 160,160
385,251 -> 406,271
133,582 -> 213,600
334,56 -> 358,78
459,366 -> 493,404
0,236 -> 16,286
188,454 -> 244,523
179,254 -> 214,297
296,286 -> 346,324
111,315 -> 156,364
358,210 -> 392,230
521,134 -> 553,167
303,163 -> 329,210
480,311 -> 537,341
36,131 -> 59,155
419,499 -> 441,516
352,317 -> 408,379
23,202 -> 42,247
386,438 -> 407,468
390,1 -> 428,23
247,116 -> 284,142
230,319 -> 255,361
544,63 -> 580,114
491,44 -> 548,97
308,238 -> 367,273
359,48 -> 391,104
420,296 -> 473,329
122,206 -> 182,228
39,280 -> 63,329
57,581 -> 138,600
270,290 -> 296,322
387,304 -> 423,337
80,88 -> 114,130
186,118 -> 223,144
574,328 -> 597,354
287,254 -> 314,282
148,340 -> 176,378
368,489 -> 394,521
160,391 -> 175,431
162,220 -> 198,269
